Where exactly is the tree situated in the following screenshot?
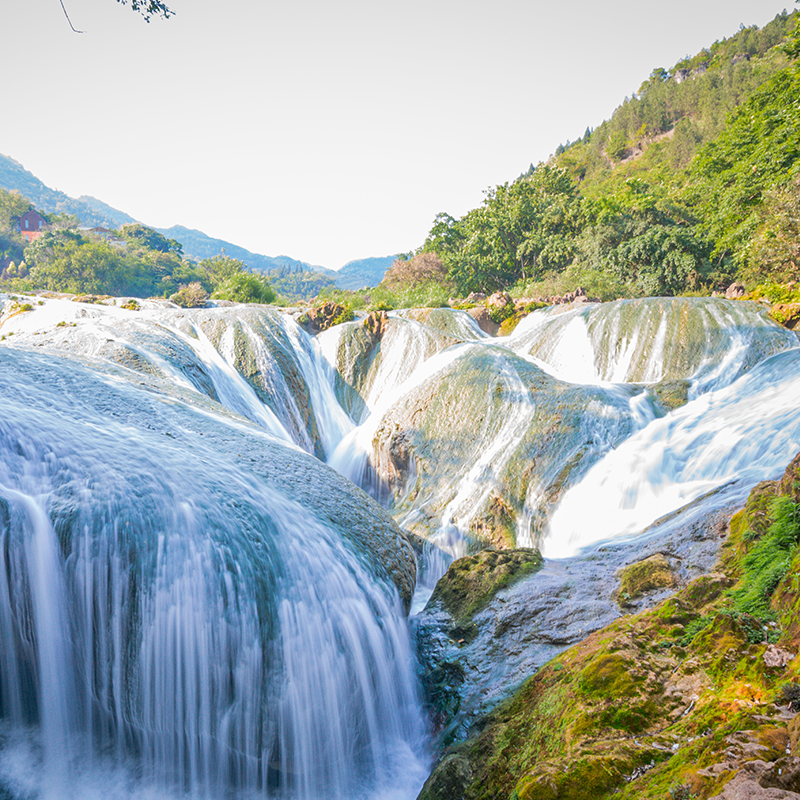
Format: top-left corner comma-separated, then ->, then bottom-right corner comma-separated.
120,223 -> 182,254
115,0 -> 174,21
211,272 -> 276,305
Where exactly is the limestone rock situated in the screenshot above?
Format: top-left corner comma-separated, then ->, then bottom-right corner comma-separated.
300,301 -> 352,334
427,548 -> 544,625
726,282 -> 746,299
486,291 -> 513,310
764,645 -> 796,669
465,306 -> 499,336
363,309 -> 388,337
614,553 -> 677,605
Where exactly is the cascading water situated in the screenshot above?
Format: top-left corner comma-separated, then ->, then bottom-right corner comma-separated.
0,341 -> 428,800
2,292 -> 800,799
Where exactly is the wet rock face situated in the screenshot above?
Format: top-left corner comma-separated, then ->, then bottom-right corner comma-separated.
373,345 -> 635,547
772,303 -> 800,331
465,306 -> 499,336
649,378 -> 692,412
413,493 -> 738,764
428,548 -> 543,628
614,553 -> 678,606
415,453 -> 800,800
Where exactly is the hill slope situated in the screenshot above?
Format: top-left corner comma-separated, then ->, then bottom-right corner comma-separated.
418,10 -> 799,300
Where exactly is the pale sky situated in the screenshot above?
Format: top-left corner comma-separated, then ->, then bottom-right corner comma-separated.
2,0 -> 793,269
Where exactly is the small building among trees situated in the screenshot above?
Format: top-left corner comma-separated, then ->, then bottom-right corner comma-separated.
16,210 -> 48,243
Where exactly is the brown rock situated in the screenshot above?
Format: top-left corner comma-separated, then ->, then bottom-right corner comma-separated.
363,310 -> 388,337
726,282 -> 746,299
302,301 -> 350,334
466,307 -> 499,336
771,303 -> 800,331
487,291 -> 513,310
709,770 -> 800,799
779,453 -> 800,504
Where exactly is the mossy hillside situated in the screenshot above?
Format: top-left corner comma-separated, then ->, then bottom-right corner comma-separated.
418,452 -> 800,800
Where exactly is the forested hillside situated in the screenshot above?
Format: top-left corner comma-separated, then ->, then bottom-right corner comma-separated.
412,10 -> 799,302
0,202 -> 276,305
0,155 -> 136,229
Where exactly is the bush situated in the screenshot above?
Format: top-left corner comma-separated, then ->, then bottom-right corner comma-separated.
170,282 -> 208,308
211,272 -> 276,304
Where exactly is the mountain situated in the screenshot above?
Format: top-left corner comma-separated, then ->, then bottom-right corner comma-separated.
420,10 -> 799,300
154,224 -> 328,275
0,153 -> 387,297
0,154 -> 135,229
334,255 -> 397,290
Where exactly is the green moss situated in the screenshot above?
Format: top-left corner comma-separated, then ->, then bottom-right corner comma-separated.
577,651 -> 645,703
418,453 -> 800,800
649,379 -> 691,412
428,548 -> 543,625
616,554 -> 676,604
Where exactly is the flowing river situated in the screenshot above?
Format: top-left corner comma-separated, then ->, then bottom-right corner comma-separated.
0,294 -> 798,799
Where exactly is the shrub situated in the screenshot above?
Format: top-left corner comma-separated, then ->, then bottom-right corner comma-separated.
211,272 -> 276,305
170,282 -> 208,308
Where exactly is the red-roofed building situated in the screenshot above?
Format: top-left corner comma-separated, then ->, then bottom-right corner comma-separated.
16,210 -> 48,243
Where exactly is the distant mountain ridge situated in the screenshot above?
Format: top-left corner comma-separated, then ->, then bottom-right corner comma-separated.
0,154 -> 136,229
0,153 -> 394,291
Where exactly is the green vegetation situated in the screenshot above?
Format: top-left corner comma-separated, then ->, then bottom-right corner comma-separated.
418,454 -> 800,800
314,253 -> 454,312
0,211 -> 279,305
413,11 -> 799,300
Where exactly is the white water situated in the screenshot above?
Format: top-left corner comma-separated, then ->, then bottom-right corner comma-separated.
543,346 -> 800,557
2,293 -> 800,799
0,342 -> 428,800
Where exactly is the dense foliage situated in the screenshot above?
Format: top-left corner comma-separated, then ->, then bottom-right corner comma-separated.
0,211 -> 278,305
416,10 -> 800,299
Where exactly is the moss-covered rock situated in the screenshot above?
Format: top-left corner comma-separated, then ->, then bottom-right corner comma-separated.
428,548 -> 543,626
417,451 -> 800,800
615,553 -> 678,605
650,379 -> 692,412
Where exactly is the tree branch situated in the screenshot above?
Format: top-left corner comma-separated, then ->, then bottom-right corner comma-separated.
58,0 -> 84,32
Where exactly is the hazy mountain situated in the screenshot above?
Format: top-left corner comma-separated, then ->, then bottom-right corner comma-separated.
335,256 -> 396,290
0,153 -> 393,293
0,154 -> 135,229
156,224 -> 332,276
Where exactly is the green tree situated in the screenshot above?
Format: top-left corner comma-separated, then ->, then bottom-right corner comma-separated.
687,64 -> 800,268
120,223 -> 183,254
211,271 -> 276,304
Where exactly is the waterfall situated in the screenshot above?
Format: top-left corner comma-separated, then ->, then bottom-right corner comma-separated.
543,346 -> 800,557
0,345 -> 428,800
2,292 -> 800,799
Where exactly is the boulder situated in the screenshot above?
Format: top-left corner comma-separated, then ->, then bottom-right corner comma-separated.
487,291 -> 514,310
726,282 -> 747,299
465,306 -> 499,336
363,309 -> 388,337
300,301 -> 353,334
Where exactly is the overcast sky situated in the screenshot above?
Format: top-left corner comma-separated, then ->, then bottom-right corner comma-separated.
2,0 -> 793,269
